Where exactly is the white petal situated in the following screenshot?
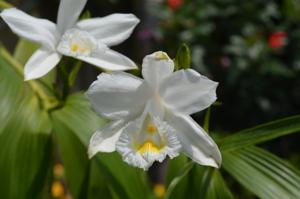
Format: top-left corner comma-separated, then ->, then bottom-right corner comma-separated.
142,51 -> 174,89
24,48 -> 61,81
145,97 -> 165,120
0,8 -> 58,50
160,69 -> 218,115
167,112 -> 222,168
77,14 -> 140,46
56,0 -> 87,33
86,72 -> 150,120
78,48 -> 137,71
88,120 -> 125,158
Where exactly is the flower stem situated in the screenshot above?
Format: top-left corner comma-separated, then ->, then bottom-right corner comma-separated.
203,107 -> 211,133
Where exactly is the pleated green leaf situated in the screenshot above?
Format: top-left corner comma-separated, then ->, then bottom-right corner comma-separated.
205,170 -> 234,199
165,155 -> 190,199
13,39 -> 38,65
222,146 -> 300,199
87,161 -> 113,199
0,48 -> 52,198
165,161 -> 194,199
52,119 -> 91,199
220,115 -> 300,152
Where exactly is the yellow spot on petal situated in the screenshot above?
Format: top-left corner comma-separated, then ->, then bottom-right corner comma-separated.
147,124 -> 157,134
153,183 -> 166,198
51,181 -> 64,198
155,51 -> 170,61
138,140 -> 160,154
71,43 -> 79,52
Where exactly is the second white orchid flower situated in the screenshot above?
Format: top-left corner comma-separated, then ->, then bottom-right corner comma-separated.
0,0 -> 139,80
87,51 -> 222,170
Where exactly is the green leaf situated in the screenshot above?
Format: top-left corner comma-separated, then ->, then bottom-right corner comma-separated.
219,115 -> 300,152
174,43 -> 191,70
205,170 -> 234,199
0,48 -> 52,198
187,166 -> 234,199
166,155 -> 188,185
51,93 -> 105,144
165,155 -> 190,199
13,39 -> 39,65
87,161 -> 112,199
165,161 -> 194,199
222,146 -> 300,199
51,93 -> 151,199
52,119 -> 91,199
94,153 -> 152,199
0,53 -> 23,129
197,167 -> 214,198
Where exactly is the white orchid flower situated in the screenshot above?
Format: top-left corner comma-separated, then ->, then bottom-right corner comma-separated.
0,0 -> 139,80
87,51 -> 222,170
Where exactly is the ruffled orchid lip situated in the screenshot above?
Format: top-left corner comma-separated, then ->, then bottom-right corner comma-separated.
116,114 -> 181,170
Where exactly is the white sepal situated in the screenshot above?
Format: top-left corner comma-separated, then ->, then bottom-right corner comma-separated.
24,48 -> 61,81
0,8 -> 59,50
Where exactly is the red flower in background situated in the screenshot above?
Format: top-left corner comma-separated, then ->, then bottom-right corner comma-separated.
167,0 -> 183,10
268,31 -> 287,50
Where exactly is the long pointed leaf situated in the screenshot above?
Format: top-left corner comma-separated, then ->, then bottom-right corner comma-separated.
220,115 -> 300,152
223,146 -> 300,199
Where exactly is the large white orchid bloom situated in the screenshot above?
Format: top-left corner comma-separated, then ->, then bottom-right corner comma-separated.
0,0 -> 139,80
87,51 -> 222,170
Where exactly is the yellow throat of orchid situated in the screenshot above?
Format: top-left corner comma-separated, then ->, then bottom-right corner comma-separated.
70,42 -> 88,54
135,120 -> 166,155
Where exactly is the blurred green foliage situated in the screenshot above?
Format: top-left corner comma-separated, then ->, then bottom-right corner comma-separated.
153,0 -> 300,129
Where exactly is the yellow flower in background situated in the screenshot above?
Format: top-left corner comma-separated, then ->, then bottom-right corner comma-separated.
51,181 -> 64,198
153,184 -> 166,198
